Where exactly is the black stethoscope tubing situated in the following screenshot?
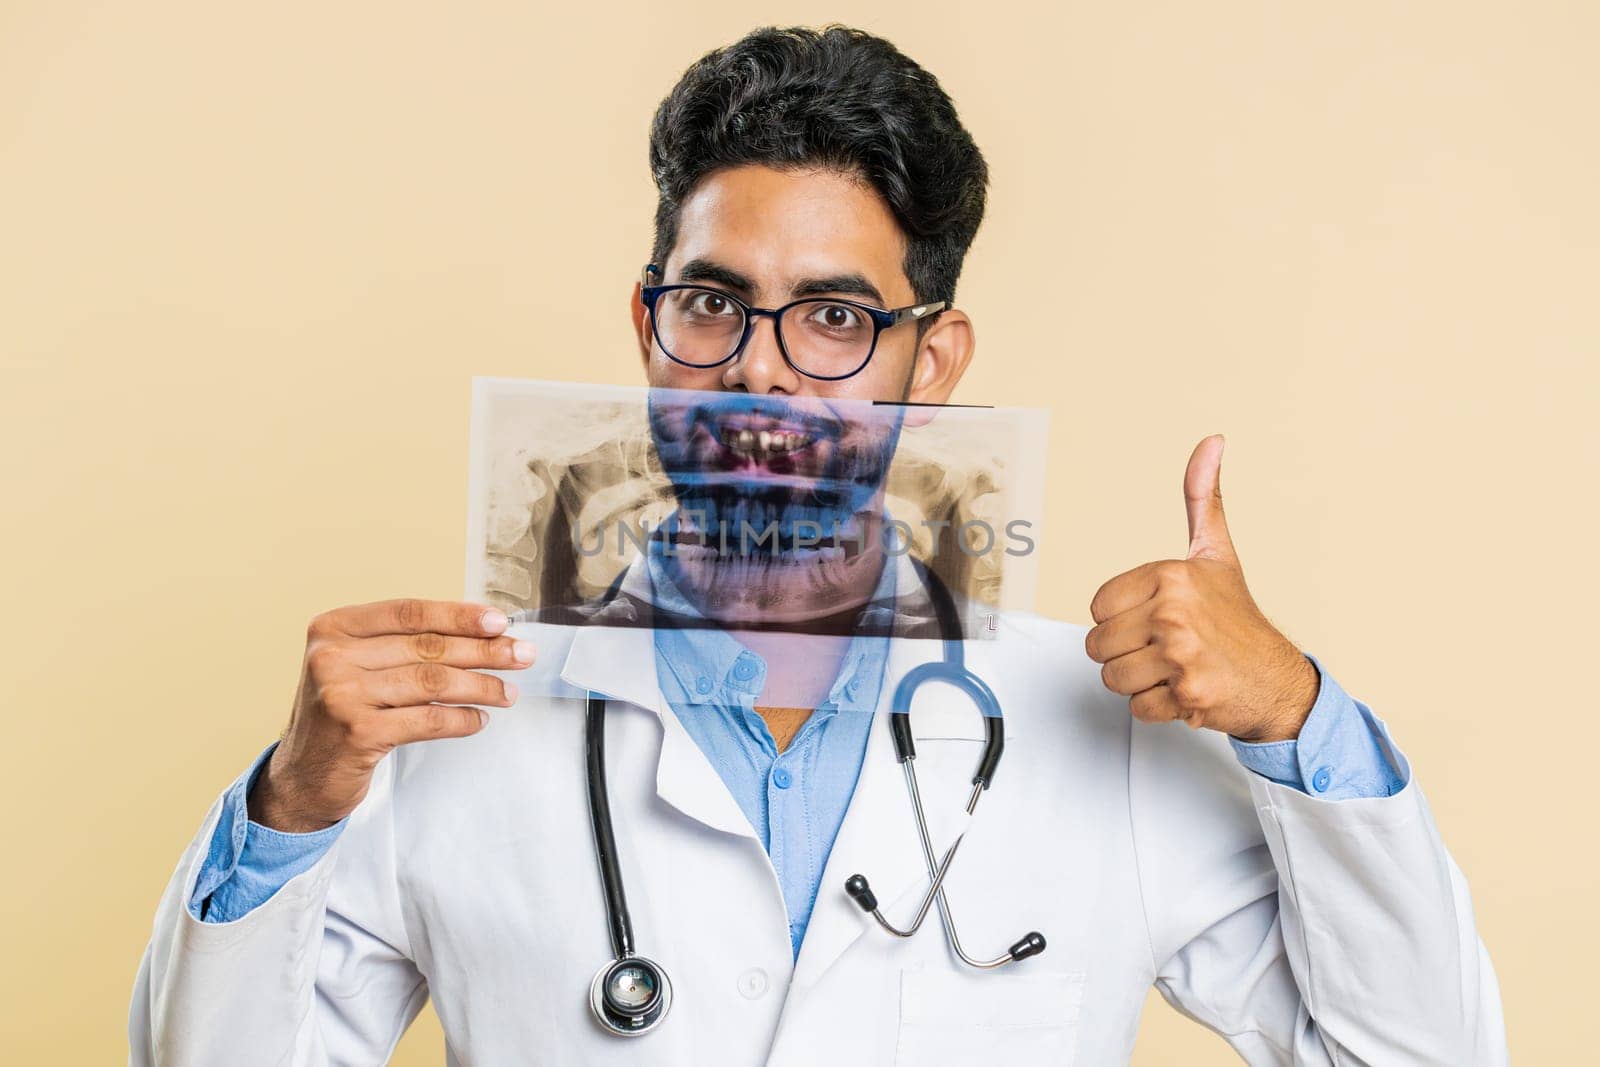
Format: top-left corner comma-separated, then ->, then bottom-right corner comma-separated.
586,691 -> 634,961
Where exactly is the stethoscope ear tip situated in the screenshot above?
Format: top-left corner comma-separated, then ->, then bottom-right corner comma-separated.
844,874 -> 879,913
1007,931 -> 1047,962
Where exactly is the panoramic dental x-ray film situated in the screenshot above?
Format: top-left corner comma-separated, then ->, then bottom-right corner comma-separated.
465,378 -> 1048,709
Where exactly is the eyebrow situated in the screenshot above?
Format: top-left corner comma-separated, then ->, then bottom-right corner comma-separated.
674,257 -> 887,308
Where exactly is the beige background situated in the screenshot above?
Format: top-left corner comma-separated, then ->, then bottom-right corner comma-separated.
2,1 -> 1594,1061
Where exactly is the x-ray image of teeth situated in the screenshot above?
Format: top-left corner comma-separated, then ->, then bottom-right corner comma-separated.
464,379 -> 1049,648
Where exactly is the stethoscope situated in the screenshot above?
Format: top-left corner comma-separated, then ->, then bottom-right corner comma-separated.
581,557 -> 1047,1038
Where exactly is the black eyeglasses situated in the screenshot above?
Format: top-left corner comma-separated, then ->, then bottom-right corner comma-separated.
639,263 -> 951,382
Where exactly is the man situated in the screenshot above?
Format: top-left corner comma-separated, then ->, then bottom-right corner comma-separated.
130,25 -> 1506,1065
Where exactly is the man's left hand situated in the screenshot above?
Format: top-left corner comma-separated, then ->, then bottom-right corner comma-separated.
1084,435 -> 1318,742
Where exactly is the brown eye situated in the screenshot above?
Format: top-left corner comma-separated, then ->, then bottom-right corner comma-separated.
686,290 -> 740,318
811,303 -> 862,330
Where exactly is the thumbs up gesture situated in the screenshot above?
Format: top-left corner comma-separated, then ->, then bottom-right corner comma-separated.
1084,435 -> 1320,741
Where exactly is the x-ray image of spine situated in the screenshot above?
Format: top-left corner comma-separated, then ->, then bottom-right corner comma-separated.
467,380 -> 1047,641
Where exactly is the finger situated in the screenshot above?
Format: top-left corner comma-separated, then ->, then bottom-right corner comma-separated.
1128,684 -> 1185,725
345,632 -> 536,672
1183,434 -> 1237,564
1084,599 -> 1156,664
1099,644 -> 1173,696
1089,561 -> 1164,625
323,599 -> 509,640
378,703 -> 492,746
362,662 -> 518,710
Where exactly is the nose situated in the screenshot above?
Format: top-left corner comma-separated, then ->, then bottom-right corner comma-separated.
722,313 -> 802,395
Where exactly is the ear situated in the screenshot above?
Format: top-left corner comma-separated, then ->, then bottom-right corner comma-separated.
630,282 -> 653,372
904,309 -> 975,407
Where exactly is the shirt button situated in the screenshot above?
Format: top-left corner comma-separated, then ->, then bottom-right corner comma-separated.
772,766 -> 793,790
732,656 -> 760,682
737,967 -> 769,999
1311,766 -> 1332,793
695,676 -> 713,695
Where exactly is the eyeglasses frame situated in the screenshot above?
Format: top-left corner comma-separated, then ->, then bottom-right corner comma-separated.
638,263 -> 951,382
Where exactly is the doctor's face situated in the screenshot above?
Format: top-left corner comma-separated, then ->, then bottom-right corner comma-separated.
630,164 -> 974,405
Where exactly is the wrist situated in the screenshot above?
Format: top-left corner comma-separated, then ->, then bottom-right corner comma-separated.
247,751 -> 343,833
1233,651 -> 1320,744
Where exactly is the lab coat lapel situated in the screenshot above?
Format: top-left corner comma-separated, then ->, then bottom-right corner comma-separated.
651,692 -> 761,840
559,596 -> 758,843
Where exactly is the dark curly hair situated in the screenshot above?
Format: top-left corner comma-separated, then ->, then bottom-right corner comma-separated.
648,25 -> 989,308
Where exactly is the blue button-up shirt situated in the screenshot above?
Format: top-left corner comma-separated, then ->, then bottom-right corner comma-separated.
189,584 -> 1406,944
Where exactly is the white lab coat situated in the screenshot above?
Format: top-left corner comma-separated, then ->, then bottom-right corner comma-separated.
129,558 -> 1507,1065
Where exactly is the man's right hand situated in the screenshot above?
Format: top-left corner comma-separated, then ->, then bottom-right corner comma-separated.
248,599 -> 535,832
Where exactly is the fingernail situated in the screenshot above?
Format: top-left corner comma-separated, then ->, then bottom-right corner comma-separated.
503,682 -> 520,704
512,640 -> 536,663
477,708 -> 491,728
481,609 -> 508,633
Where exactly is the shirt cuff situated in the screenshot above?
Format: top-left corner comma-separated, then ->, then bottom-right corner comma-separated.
1228,653 -> 1410,800
187,740 -> 349,923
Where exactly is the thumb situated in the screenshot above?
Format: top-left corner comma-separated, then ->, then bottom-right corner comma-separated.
1184,434 -> 1237,563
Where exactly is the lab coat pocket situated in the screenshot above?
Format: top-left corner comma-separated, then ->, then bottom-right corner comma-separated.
893,966 -> 1086,1066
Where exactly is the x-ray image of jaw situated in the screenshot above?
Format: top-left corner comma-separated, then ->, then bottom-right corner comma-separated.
466,378 -> 1049,646
645,389 -> 905,633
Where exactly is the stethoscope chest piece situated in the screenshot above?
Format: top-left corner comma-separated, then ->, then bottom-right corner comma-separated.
589,955 -> 673,1037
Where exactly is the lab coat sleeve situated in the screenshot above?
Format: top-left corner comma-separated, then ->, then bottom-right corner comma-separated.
1130,693 -> 1507,1066
129,750 -> 427,1066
